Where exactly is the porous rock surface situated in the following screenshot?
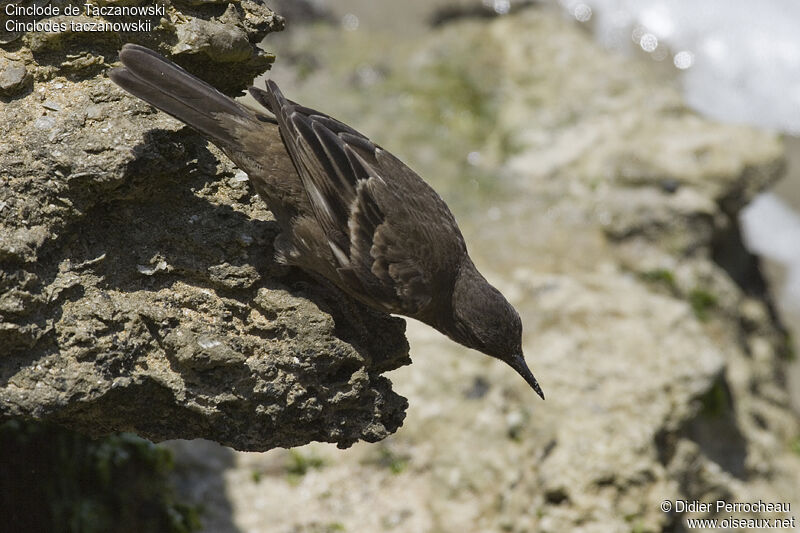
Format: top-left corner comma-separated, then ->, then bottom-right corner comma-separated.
0,1 -> 410,451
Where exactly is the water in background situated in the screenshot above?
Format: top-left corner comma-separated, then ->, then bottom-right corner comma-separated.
560,0 -> 800,317
557,0 -> 800,409
569,0 -> 800,133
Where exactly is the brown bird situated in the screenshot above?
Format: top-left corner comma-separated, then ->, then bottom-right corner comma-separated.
110,43 -> 544,399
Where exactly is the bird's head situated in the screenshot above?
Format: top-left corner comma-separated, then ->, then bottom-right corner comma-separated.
442,258 -> 544,399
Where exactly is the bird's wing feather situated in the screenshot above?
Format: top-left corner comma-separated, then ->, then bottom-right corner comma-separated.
261,80 -> 463,314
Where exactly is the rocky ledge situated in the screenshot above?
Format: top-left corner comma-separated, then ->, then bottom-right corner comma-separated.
0,0 -> 410,451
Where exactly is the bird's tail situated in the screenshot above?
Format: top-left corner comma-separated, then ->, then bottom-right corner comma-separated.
109,44 -> 260,147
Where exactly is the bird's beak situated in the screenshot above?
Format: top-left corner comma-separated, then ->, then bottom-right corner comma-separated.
507,353 -> 545,400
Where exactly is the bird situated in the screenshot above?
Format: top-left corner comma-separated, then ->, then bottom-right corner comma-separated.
109,43 -> 544,399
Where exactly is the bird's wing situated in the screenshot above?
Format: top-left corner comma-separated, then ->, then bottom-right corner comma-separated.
346,160 -> 434,314
251,81 -> 464,314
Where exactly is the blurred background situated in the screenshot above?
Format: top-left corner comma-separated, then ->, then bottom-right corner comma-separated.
157,1 -> 800,532
4,1 -> 800,531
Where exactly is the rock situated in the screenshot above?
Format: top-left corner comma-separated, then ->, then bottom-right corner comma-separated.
41,99 -> 61,112
84,104 -> 107,121
0,1 -> 410,451
6,0 -> 277,92
173,16 -> 254,63
0,56 -> 30,96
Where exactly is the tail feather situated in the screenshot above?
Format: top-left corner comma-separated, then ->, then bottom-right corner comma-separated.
249,82 -> 303,116
248,86 -> 275,113
109,44 -> 254,145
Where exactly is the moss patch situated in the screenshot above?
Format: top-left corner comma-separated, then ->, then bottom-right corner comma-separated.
689,288 -> 718,322
639,269 -> 677,293
286,449 -> 326,483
